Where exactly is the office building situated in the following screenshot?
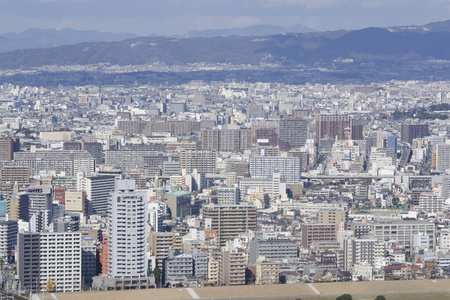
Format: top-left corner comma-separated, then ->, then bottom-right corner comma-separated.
65,191 -> 86,214
249,236 -> 297,265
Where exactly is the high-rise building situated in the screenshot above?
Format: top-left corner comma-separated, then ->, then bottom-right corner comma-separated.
202,204 -> 257,247
65,191 -> 87,214
18,231 -> 82,293
13,150 -> 95,177
435,144 -> 450,171
343,238 -> 384,271
0,221 -> 18,258
179,150 -> 216,174
279,118 -> 308,148
78,175 -> 115,216
316,115 -> 363,145
0,166 -> 29,184
163,191 -> 191,219
108,180 -> 148,278
301,223 -> 336,247
0,137 -> 19,161
219,247 -> 246,286
6,192 -> 29,222
202,128 -> 251,152
149,232 -> 174,268
401,120 -> 429,144
255,257 -> 280,285
217,187 -> 240,205
27,187 -> 52,218
249,156 -> 301,184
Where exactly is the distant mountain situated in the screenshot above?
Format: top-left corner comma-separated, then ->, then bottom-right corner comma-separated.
424,20 -> 450,32
0,28 -> 139,53
186,24 -> 315,38
2,25 -> 450,70
387,19 -> 450,33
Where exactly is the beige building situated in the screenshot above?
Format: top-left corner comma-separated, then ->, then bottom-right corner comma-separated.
7,192 -> 29,222
301,223 -> 336,247
65,191 -> 86,214
255,256 -> 280,285
202,204 -> 257,247
220,247 -> 246,286
317,210 -> 348,231
0,166 -> 29,184
148,232 -> 174,268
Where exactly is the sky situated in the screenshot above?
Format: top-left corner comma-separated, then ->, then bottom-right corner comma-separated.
2,0 -> 450,35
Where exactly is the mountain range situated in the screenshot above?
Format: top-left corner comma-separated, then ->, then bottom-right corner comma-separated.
1,20 -> 450,70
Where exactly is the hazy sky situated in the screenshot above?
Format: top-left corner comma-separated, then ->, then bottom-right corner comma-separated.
2,0 -> 450,35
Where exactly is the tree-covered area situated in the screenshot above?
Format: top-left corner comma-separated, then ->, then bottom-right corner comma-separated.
392,107 -> 448,120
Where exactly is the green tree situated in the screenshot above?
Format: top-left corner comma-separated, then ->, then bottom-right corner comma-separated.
336,294 -> 352,300
375,296 -> 386,300
0,258 -> 4,271
153,267 -> 162,286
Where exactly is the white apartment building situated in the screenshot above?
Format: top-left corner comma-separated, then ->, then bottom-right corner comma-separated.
108,180 -> 148,278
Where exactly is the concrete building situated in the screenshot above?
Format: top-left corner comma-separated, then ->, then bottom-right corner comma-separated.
108,180 -> 148,278
6,192 -> 29,222
0,166 -> 29,184
164,253 -> 194,285
317,210 -> 348,231
343,238 -> 384,271
219,247 -> 246,286
401,121 -> 429,145
0,137 -> 19,161
180,150 -> 216,174
217,187 -> 240,205
202,128 -> 251,153
249,236 -> 297,265
255,256 -> 280,285
149,232 -> 174,268
316,115 -> 363,145
435,144 -> 450,171
370,220 -> 436,252
81,237 -> 97,284
27,187 -> 52,218
0,221 -> 17,258
202,204 -> 257,247
13,150 -> 95,177
301,223 -> 336,247
164,191 -> 191,219
249,156 -> 301,184
418,193 -> 445,213
279,118 -> 308,148
78,175 -> 115,216
18,231 -> 82,293
65,191 -> 86,214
